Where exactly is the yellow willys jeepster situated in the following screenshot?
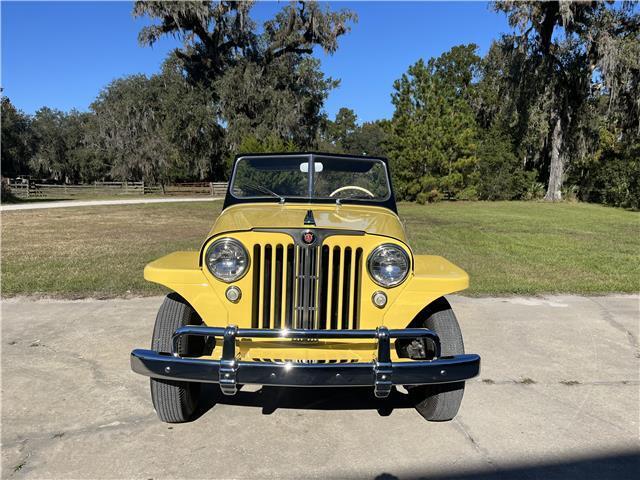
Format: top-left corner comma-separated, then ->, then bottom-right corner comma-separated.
131,153 -> 480,423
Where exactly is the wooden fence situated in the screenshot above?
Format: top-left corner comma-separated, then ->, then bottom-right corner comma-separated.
143,182 -> 228,196
6,181 -> 228,199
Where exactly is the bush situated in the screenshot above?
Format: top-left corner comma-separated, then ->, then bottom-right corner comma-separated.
524,181 -> 546,200
562,185 -> 580,203
457,186 -> 479,201
416,189 -> 443,204
571,130 -> 640,210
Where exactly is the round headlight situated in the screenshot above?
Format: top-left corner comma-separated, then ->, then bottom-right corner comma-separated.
205,238 -> 249,283
367,244 -> 410,287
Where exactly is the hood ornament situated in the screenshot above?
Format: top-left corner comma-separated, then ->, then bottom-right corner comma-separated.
304,209 -> 316,226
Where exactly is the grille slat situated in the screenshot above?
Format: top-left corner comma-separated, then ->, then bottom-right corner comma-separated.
336,248 -> 345,329
269,245 -> 277,329
353,248 -> 362,329
277,245 -> 286,329
263,245 -> 272,328
251,245 -> 261,328
329,247 -> 341,329
312,246 -> 320,328
257,245 -> 265,328
319,245 -> 330,329
251,236 -> 362,330
285,245 -> 295,328
347,248 -> 356,329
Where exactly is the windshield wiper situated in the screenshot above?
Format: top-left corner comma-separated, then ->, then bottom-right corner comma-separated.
236,182 -> 285,204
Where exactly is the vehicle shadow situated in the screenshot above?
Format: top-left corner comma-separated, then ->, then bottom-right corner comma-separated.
193,384 -> 415,419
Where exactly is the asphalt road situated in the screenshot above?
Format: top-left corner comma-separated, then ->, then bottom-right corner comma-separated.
1,295 -> 638,479
0,197 -> 220,212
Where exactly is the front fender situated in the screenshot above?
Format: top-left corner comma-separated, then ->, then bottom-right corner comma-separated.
383,255 -> 468,328
144,251 -> 228,324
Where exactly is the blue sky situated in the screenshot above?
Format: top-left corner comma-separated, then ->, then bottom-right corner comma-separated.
1,1 -> 511,122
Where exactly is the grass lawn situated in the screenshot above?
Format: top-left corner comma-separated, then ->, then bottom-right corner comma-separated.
2,193 -> 191,204
1,201 -> 638,297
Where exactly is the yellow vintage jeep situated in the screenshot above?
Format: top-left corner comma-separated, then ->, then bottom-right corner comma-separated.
131,153 -> 480,423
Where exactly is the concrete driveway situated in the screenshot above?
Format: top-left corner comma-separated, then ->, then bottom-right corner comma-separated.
1,295 -> 638,479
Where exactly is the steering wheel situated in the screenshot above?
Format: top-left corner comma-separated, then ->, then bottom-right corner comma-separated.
329,185 -> 375,198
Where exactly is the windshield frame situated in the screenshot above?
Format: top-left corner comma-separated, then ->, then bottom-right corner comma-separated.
223,152 -> 397,213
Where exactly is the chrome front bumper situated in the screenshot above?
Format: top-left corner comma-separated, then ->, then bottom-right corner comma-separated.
130,326 -> 481,398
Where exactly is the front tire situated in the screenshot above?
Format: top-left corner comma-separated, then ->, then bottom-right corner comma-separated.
150,293 -> 205,423
408,297 -> 466,422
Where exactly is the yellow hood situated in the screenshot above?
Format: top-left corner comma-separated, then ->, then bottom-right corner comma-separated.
207,203 -> 407,242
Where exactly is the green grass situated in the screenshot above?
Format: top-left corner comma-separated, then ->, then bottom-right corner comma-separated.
1,201 -> 638,297
399,201 -> 639,295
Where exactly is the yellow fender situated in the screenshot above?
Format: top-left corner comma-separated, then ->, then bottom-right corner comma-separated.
144,252 -> 228,324
383,255 -> 468,328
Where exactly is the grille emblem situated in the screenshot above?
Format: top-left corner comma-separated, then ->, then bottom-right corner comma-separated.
302,230 -> 315,245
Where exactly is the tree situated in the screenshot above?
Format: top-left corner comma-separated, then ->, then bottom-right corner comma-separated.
134,1 -> 356,150
134,1 -> 256,86
91,75 -> 167,186
90,60 -> 224,186
571,126 -> 640,209
28,107 -> 70,181
1,97 -> 34,178
63,110 -> 108,183
2,99 -> 107,183
134,1 -> 355,82
492,1 -> 640,201
476,126 -> 538,200
217,55 -> 337,150
387,45 -> 481,202
326,107 -> 358,151
349,120 -> 389,157
320,109 -> 388,156
155,58 -> 226,180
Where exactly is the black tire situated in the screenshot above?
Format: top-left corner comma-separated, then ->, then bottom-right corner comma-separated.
408,297 -> 466,422
150,293 -> 204,423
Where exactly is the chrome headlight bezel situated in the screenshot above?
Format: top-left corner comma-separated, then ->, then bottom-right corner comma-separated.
367,243 -> 410,288
205,238 -> 249,283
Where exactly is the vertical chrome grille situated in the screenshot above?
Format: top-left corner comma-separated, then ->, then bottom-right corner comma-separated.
251,238 -> 363,330
296,245 -> 320,329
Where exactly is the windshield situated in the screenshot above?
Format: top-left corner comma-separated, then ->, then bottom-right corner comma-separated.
231,154 -> 391,202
